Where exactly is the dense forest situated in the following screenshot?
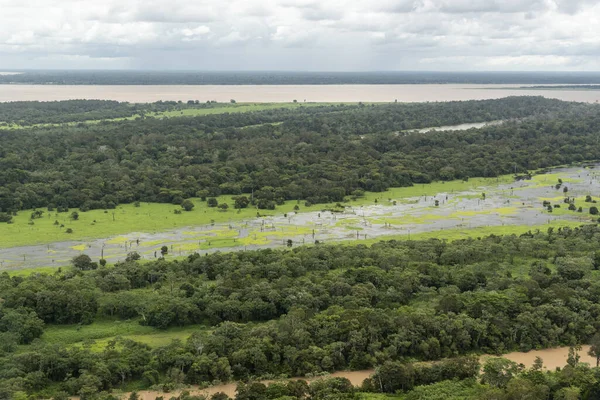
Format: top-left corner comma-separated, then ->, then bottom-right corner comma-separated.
0,101 -> 359,126
4,225 -> 600,398
0,96 -> 595,213
3,71 -> 600,85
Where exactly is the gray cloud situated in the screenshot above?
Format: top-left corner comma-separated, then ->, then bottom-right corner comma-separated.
0,0 -> 599,70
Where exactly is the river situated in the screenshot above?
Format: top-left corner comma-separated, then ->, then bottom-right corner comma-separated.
2,84 -> 600,103
109,346 -> 595,400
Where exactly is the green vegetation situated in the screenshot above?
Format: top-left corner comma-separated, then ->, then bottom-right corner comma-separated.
0,101 -> 336,129
3,225 -> 600,398
4,97 -> 600,400
0,97 -> 584,214
0,174 -> 512,249
39,319 -> 205,350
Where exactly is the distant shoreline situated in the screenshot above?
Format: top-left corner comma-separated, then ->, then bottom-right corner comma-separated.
3,71 -> 600,85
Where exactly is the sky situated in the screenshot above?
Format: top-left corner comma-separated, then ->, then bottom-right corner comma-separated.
0,0 -> 599,71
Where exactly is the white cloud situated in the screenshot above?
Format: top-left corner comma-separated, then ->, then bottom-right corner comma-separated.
0,0 -> 599,70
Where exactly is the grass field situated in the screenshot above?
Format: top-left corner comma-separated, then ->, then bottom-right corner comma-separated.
37,319 -> 207,351
0,175 -> 512,249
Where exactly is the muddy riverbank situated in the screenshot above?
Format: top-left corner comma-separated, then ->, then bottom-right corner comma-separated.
111,346 -> 595,400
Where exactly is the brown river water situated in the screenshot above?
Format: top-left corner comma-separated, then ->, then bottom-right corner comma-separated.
2,84 -> 600,103
109,346 -> 595,400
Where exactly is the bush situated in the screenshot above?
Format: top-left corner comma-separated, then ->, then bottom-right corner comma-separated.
181,199 -> 195,211
207,198 -> 218,207
0,212 -> 13,223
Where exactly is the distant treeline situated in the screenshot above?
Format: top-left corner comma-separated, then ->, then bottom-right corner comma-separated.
4,70 -> 600,85
0,96 -> 595,212
0,100 -> 358,126
522,85 -> 600,90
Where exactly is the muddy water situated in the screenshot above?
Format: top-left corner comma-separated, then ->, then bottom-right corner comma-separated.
123,370 -> 374,400
114,347 -> 596,399
500,345 -> 596,370
2,84 -> 600,103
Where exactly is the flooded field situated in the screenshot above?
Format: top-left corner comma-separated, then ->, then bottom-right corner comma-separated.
112,346 -> 594,400
1,84 -> 600,103
1,165 -> 598,270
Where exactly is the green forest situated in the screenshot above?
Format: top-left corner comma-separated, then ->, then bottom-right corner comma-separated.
4,226 -> 600,398
0,96 -> 594,213
3,96 -> 600,400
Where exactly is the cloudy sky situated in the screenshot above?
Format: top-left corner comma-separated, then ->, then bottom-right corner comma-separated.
0,0 -> 599,71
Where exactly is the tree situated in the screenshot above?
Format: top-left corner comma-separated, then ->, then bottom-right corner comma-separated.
181,199 -> 195,212
0,307 -> 44,344
72,254 -> 94,270
161,246 -> 168,256
218,203 -> 229,211
481,358 -> 519,388
588,333 -> 600,367
70,211 -> 79,220
590,206 -> 599,215
207,198 -> 218,207
126,252 -> 141,262
233,196 -> 250,209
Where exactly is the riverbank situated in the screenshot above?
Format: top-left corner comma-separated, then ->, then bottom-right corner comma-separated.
109,346 -> 596,400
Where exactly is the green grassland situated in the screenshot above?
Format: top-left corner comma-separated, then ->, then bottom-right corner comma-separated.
35,319 -> 207,352
0,175 -> 513,249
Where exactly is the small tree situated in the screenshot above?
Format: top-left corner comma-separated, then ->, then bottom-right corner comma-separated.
218,203 -> 229,211
589,334 -> 600,367
126,252 -> 141,262
181,199 -> 195,212
207,198 -> 218,207
70,211 -> 79,220
591,206 -> 599,215
160,246 -> 168,256
233,196 -> 250,209
72,254 -> 93,270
